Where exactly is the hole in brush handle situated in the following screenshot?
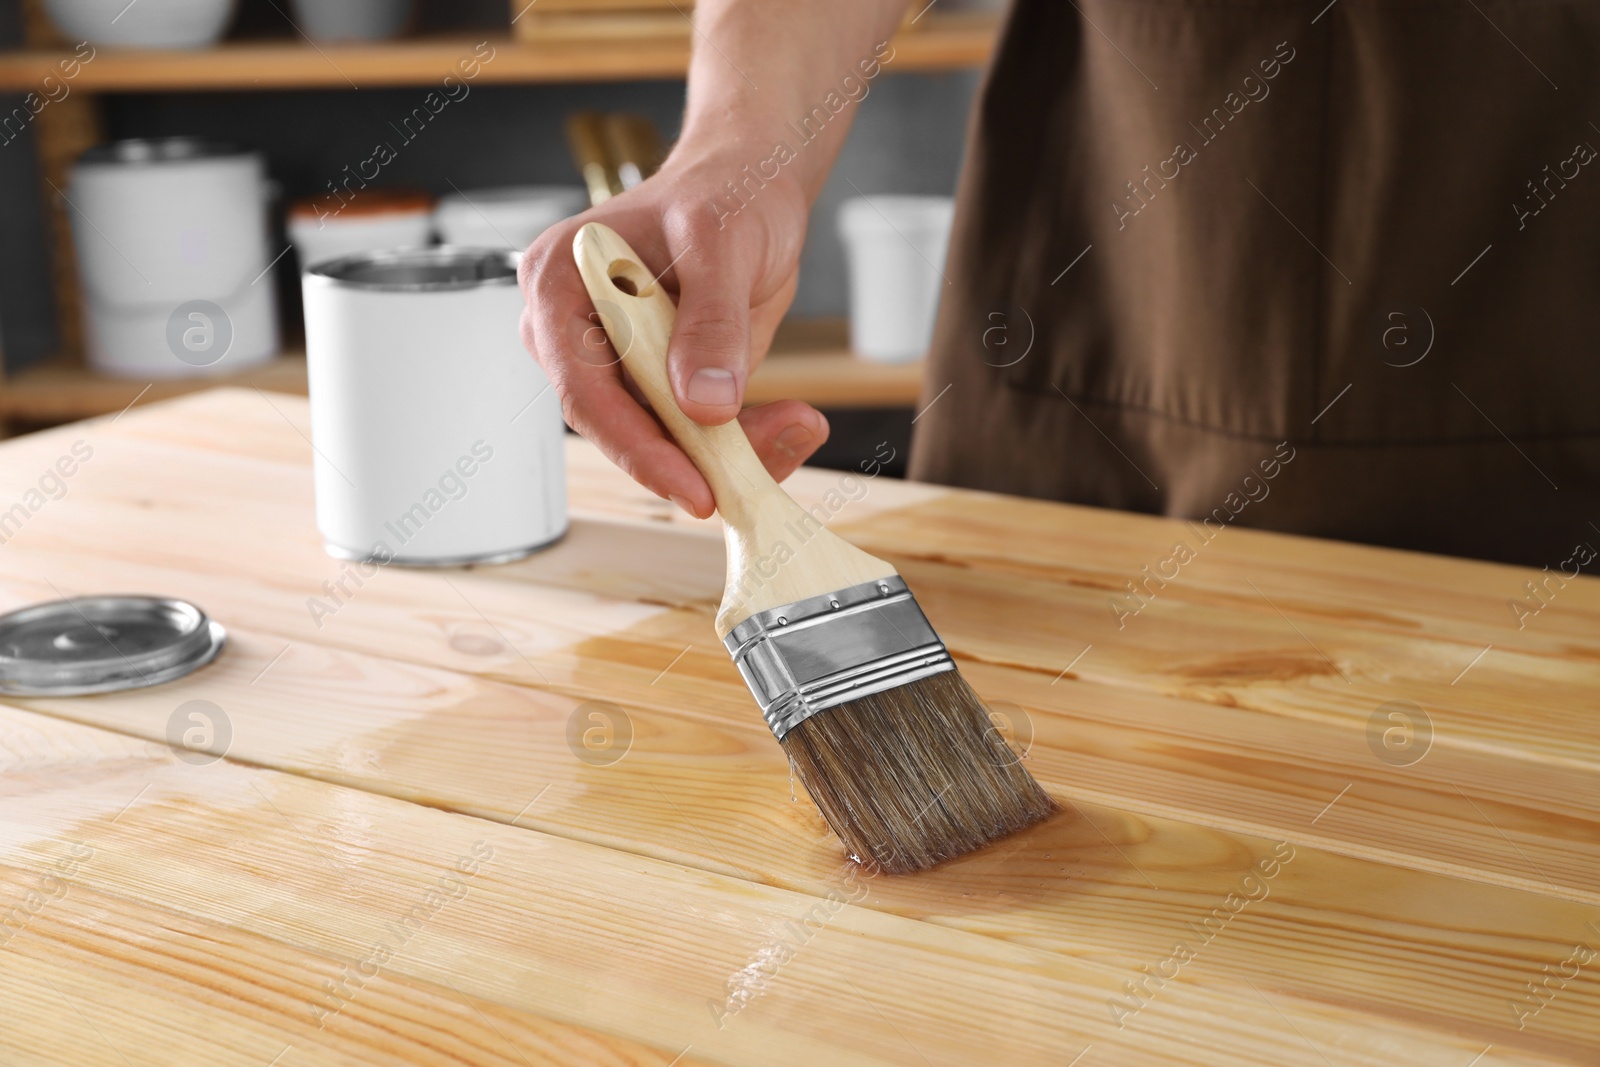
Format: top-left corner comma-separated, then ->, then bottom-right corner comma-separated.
605,257 -> 657,298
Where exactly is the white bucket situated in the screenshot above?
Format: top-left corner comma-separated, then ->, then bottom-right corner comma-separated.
837,195 -> 954,364
68,137 -> 278,379
301,248 -> 567,566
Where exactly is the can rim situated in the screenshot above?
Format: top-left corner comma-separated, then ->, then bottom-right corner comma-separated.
78,137 -> 253,168
304,246 -> 523,292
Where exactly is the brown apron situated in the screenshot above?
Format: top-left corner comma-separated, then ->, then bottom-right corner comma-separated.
909,0 -> 1600,567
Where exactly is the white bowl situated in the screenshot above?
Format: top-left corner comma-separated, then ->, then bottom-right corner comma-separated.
288,0 -> 415,42
287,189 -> 436,272
43,0 -> 236,49
290,214 -> 434,273
433,186 -> 589,252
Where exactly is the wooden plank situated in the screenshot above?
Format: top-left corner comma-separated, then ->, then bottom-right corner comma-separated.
1,395 -> 1599,1062
0,355 -> 310,427
1,906 -> 722,1067
24,80 -> 101,373
3,391 -> 1600,1062
1,393 -> 1596,902
14,0 -> 94,384
0,15 -> 999,93
834,492 -> 1600,649
0,320 -> 918,428
3,704 -> 1534,1067
20,389 -> 1592,773
7,602 -> 1600,944
4,536 -> 1598,909
749,318 -> 922,409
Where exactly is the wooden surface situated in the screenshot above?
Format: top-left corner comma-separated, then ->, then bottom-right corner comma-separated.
0,319 -> 920,429
0,388 -> 1596,1065
0,15 -> 997,93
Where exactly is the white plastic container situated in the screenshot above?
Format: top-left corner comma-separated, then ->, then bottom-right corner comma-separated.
288,0 -> 415,41
43,0 -> 236,49
433,186 -> 588,252
287,189 -> 435,273
68,137 -> 278,379
837,195 -> 955,364
302,248 -> 567,566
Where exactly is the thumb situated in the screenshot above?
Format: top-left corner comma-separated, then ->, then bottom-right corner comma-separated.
664,246 -> 750,426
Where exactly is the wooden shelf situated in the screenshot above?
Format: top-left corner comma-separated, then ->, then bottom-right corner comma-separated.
0,14 -> 998,92
747,317 -> 924,409
0,318 -> 920,428
0,352 -> 308,427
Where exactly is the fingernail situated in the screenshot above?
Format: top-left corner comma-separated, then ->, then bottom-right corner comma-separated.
773,422 -> 814,455
686,368 -> 738,407
668,494 -> 697,517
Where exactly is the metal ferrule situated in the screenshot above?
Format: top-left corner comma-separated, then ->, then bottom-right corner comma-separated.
722,575 -> 955,740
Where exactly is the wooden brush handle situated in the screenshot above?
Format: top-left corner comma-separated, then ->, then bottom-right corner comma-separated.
572,223 -> 896,638
601,113 -> 664,189
564,111 -> 620,205
571,222 -> 773,513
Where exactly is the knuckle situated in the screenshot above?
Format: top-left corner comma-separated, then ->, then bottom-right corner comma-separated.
663,203 -> 722,250
557,390 -> 584,432
518,236 -> 554,293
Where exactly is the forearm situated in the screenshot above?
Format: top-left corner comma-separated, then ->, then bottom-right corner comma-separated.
674,0 -> 908,201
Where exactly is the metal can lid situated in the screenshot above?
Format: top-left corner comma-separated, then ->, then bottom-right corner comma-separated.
0,596 -> 226,697
305,247 -> 520,292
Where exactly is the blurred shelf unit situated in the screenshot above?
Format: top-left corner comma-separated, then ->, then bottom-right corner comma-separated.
0,13 -> 1000,92
0,6 -> 991,431
0,319 -> 924,429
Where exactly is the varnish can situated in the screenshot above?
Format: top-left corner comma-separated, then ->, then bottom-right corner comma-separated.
301,248 -> 567,566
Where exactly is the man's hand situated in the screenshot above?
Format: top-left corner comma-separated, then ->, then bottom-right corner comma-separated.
519,154 -> 825,519
519,0 -> 906,518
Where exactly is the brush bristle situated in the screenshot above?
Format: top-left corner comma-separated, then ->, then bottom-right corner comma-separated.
780,669 -> 1056,874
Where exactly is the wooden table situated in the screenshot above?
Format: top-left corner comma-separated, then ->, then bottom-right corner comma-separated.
0,389 -> 1596,1066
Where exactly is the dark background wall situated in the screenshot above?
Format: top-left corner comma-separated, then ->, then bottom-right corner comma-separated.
0,0 -> 981,373
0,0 -> 55,369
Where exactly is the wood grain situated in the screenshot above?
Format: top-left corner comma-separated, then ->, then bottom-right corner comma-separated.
5,705 -> 1540,1067
0,390 -> 1595,1064
5,617 -> 1600,1061
2,394 -> 1597,901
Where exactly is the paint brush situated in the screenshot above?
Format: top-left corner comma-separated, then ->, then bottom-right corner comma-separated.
573,223 -> 1055,873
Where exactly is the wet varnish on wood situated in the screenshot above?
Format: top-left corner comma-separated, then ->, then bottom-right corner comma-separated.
0,389 -> 1596,1066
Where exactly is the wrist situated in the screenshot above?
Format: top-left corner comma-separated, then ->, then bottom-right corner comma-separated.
666,133 -> 822,207
650,150 -> 811,249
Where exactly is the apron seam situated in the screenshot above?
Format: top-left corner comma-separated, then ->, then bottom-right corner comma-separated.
1024,386 -> 1600,445
1307,11 -> 1337,442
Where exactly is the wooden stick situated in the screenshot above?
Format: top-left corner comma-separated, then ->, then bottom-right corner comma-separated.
563,111 -> 620,205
